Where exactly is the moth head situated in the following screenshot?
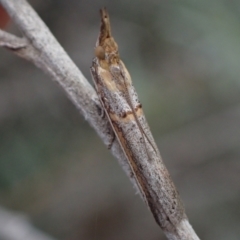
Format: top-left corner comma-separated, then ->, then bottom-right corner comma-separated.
95,8 -> 120,68
95,45 -> 105,60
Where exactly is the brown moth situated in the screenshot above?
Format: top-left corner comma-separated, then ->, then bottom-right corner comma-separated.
90,8 -> 185,231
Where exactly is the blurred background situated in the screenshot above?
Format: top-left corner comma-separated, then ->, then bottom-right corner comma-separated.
1,0 -> 240,239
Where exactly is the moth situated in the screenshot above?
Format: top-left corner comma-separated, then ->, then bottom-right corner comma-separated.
90,8 -> 184,230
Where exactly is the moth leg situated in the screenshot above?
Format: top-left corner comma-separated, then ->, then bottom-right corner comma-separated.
98,105 -> 105,118
98,97 -> 116,149
92,96 -> 105,118
107,128 -> 115,149
92,96 -> 115,149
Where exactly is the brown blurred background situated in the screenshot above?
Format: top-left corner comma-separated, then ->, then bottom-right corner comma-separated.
1,0 -> 240,239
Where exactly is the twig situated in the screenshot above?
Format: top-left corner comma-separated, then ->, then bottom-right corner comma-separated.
0,0 -> 200,239
0,30 -> 27,49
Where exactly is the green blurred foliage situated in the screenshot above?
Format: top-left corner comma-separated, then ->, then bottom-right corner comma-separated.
1,0 -> 240,239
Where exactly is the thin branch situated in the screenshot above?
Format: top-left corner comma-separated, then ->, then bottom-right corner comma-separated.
0,0 -> 200,239
0,29 -> 27,49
